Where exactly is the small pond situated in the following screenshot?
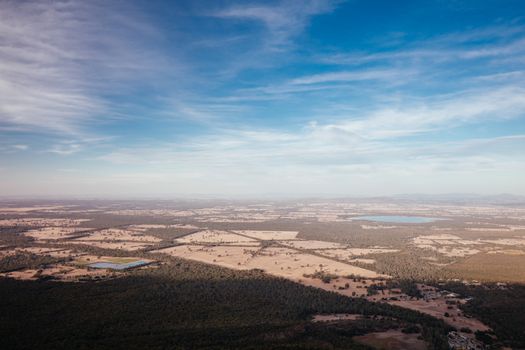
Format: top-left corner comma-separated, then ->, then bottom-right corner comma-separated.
88,260 -> 149,270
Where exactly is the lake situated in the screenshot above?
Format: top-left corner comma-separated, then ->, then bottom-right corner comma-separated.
352,215 -> 443,223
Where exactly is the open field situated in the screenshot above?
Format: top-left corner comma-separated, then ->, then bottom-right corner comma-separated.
447,252 -> 525,282
294,276 -> 491,334
67,240 -> 154,251
154,245 -> 384,279
0,206 -> 66,213
389,298 -> 489,332
0,263 -> 110,282
74,255 -> 154,266
0,247 -> 79,258
128,223 -> 200,231
312,313 -> 362,322
154,245 -> 255,269
315,248 -> 399,260
0,247 -> 156,282
0,218 -> 90,227
354,330 -> 428,350
175,230 -> 258,244
233,229 -> 299,240
74,228 -> 161,242
23,227 -> 92,240
2,200 -> 524,285
280,240 -> 348,249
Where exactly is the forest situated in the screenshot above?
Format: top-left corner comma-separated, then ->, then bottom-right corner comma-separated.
438,282 -> 525,349
0,254 -> 453,350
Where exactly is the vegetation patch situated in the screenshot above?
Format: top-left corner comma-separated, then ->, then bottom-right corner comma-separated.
447,253 -> 525,282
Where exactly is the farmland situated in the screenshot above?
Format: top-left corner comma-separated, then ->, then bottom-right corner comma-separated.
1,198 -> 524,348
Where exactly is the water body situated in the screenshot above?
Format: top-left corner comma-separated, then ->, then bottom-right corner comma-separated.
352,215 -> 443,223
89,260 -> 149,270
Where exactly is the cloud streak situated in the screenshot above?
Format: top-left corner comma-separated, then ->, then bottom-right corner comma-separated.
1,1 -> 524,196
313,87 -> 525,139
0,0 -> 176,135
213,0 -> 339,51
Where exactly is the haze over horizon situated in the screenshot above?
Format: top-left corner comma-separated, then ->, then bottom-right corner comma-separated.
1,0 -> 525,197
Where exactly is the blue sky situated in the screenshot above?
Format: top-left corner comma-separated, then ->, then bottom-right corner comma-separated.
1,0 -> 525,197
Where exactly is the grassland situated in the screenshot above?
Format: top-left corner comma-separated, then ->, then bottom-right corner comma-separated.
354,330 -> 427,350
447,252 -> 525,282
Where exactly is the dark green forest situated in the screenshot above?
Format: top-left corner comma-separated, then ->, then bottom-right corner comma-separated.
439,282 -> 525,349
0,256 -> 452,350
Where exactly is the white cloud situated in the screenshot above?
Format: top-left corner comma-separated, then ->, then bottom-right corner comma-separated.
312,87 -> 525,140
214,0 -> 339,51
320,25 -> 525,66
95,85 -> 525,170
1,2 -> 524,197
289,69 -> 416,85
0,0 -> 175,135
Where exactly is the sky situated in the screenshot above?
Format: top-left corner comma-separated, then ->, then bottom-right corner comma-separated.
1,0 -> 525,198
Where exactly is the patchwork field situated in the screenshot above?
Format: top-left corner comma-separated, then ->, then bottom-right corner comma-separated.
232,230 -> 299,240
2,198 -> 524,348
0,218 -> 90,227
280,240 -> 347,250
0,206 -> 66,213
156,244 -> 384,279
75,228 -> 161,243
0,263 -> 109,282
0,247 -> 79,258
67,240 -> 154,251
23,227 -> 92,240
315,248 -> 399,260
411,233 -> 525,258
176,230 -> 257,244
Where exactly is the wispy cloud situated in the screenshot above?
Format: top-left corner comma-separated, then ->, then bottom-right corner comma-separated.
203,0 -> 342,79
319,24 -> 525,66
93,125 -> 525,196
289,69 -> 414,85
312,87 -> 525,139
0,0 -> 176,135
213,0 -> 340,51
1,1 -> 524,196
97,84 -> 525,169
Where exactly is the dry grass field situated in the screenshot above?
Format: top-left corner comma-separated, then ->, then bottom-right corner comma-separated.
232,230 -> 299,240
447,252 -> 525,282
77,228 -> 161,243
312,313 -> 362,322
154,244 -> 384,279
388,297 -> 489,332
353,330 -> 428,350
0,218 -> 89,227
0,247 -> 79,258
315,248 -> 399,260
280,240 -> 348,249
67,240 -> 154,251
176,230 -> 257,244
0,264 -> 109,281
23,227 -> 92,240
